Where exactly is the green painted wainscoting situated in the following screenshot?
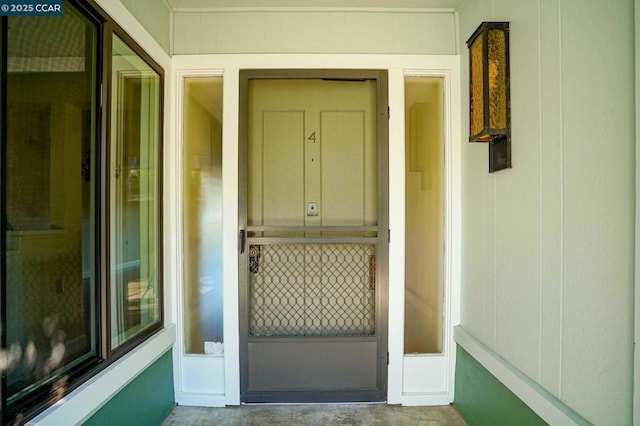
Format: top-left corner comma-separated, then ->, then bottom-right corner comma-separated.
84,349 -> 175,426
454,346 -> 546,426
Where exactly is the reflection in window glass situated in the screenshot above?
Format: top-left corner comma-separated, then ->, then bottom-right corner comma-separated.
404,77 -> 445,354
183,77 -> 223,354
4,3 -> 98,402
110,35 -> 161,348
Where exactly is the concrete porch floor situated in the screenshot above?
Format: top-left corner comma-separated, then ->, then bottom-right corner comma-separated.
162,404 -> 466,425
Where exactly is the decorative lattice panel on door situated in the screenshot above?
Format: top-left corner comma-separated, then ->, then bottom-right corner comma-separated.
249,243 -> 376,337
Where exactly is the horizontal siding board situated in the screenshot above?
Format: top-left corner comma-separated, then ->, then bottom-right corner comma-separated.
173,10 -> 456,54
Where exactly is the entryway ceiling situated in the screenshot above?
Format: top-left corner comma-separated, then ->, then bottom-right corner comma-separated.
168,0 -> 463,9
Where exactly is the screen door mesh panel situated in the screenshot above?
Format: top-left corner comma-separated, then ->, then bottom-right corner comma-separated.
249,243 -> 376,337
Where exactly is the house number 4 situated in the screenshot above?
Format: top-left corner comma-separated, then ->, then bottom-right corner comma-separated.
307,131 -> 317,143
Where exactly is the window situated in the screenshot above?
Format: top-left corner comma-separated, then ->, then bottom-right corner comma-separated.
4,2 -> 99,410
404,76 -> 445,354
1,1 -> 164,422
182,77 -> 223,354
109,35 -> 162,350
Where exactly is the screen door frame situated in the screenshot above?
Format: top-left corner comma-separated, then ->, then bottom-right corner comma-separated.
238,69 -> 389,403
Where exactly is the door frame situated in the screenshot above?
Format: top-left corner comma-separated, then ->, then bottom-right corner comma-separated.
237,69 -> 389,403
170,55 -> 461,407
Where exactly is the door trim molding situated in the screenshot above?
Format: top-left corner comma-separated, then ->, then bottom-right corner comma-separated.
169,54 -> 461,406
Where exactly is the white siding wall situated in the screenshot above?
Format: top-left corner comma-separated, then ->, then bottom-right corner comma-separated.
459,1 -> 635,425
119,0 -> 172,54
172,9 -> 456,55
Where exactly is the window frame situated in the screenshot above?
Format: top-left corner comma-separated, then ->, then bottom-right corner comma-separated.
0,0 -> 165,422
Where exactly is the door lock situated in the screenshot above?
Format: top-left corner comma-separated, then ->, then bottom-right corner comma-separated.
239,229 -> 246,254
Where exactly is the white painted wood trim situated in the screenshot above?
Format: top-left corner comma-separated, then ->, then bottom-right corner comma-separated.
171,6 -> 456,13
401,393 -> 453,406
176,393 -> 227,407
172,54 -> 459,72
453,325 -> 589,426
396,62 -> 460,406
28,325 -> 176,426
171,68 -> 187,408
386,68 -> 405,404
173,70 -> 229,406
222,67 -> 241,406
446,55 -> 462,403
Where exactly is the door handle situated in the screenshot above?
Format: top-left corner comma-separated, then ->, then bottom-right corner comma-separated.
239,229 -> 246,254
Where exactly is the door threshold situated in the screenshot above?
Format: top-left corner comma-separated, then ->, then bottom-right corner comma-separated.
241,401 -> 388,406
